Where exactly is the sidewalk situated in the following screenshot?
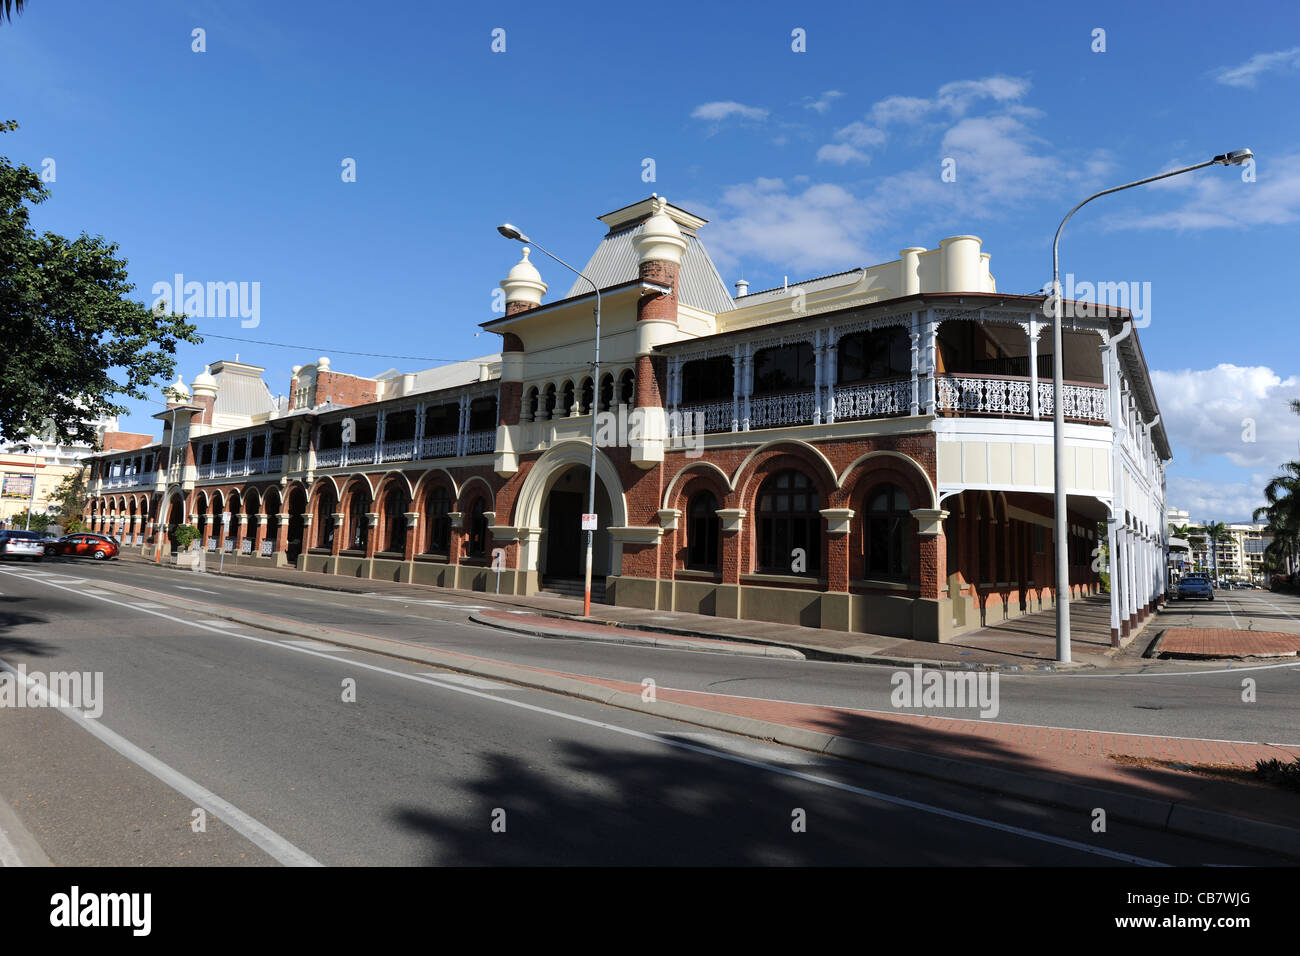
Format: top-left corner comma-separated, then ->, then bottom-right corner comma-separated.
87,571 -> 1300,858
126,553 -> 1148,669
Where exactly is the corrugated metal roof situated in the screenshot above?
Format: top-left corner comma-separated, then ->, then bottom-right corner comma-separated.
213,369 -> 277,417
564,224 -> 734,314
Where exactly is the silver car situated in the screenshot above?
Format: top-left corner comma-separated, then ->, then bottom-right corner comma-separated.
0,530 -> 45,561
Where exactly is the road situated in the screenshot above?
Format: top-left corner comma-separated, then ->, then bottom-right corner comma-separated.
0,557 -> 1294,866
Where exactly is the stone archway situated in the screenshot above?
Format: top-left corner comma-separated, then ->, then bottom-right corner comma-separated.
511,441 -> 628,584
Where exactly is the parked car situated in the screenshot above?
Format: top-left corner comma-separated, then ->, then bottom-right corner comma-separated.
43,532 -> 119,561
0,530 -> 45,561
1175,574 -> 1214,601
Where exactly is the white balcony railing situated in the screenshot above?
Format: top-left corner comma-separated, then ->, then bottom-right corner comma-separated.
748,391 -> 817,429
832,379 -> 911,422
676,400 -> 735,435
379,439 -> 416,463
420,434 -> 458,458
937,375 -> 1032,417
1037,381 -> 1109,423
464,430 -> 495,455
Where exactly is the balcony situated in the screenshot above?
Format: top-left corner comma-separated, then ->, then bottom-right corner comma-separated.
313,430 -> 497,470
937,374 -> 1107,424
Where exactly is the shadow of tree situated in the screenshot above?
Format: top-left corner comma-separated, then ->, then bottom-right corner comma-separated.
0,595 -> 54,657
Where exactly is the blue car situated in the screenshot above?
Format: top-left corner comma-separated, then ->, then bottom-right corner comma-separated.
1175,575 -> 1214,601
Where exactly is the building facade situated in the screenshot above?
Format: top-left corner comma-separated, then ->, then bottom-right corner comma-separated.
85,195 -> 1170,643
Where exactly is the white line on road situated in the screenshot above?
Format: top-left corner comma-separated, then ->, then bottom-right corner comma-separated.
80,589 -> 113,597
283,639 -> 350,651
0,569 -> 1171,866
175,585 -> 219,594
0,824 -> 22,867
1222,596 -> 1242,630
417,672 -> 515,690
0,652 -> 321,867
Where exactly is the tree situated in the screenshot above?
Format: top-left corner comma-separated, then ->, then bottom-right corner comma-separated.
0,2 -> 25,24
48,469 -> 87,530
1203,521 -> 1229,581
0,121 -> 201,448
1254,461 -> 1300,581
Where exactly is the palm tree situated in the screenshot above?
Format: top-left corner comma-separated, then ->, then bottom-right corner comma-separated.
0,1 -> 25,23
1203,521 -> 1228,582
1254,462 -> 1300,582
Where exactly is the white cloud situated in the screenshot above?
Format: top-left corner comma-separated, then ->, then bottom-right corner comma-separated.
870,95 -> 933,126
1108,152 -> 1300,231
690,101 -> 769,123
1150,364 -> 1300,470
804,90 -> 844,114
934,76 -> 1032,115
1214,46 -> 1300,88
696,179 -> 874,275
1167,475 -> 1268,525
816,143 -> 869,165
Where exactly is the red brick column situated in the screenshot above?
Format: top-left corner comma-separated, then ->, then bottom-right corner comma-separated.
716,509 -> 745,585
330,513 -> 345,557
447,512 -> 464,565
364,513 -> 379,559
275,513 -> 290,554
821,509 -> 854,592
253,513 -> 268,557
912,509 -> 950,601
403,513 -> 419,562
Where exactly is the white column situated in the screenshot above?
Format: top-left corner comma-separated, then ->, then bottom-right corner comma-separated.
1029,321 -> 1040,419
741,342 -> 753,430
812,329 -> 824,426
909,323 -> 921,417
923,310 -> 937,416
731,344 -> 741,432
1108,518 -> 1121,640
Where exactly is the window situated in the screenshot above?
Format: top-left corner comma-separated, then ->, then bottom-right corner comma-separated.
315,487 -> 336,548
426,403 -> 458,436
580,377 -> 593,414
618,370 -> 635,406
756,470 -> 821,575
837,328 -> 910,384
561,381 -> 575,418
681,356 -> 734,405
385,410 -> 416,441
467,498 -> 488,558
543,384 -> 557,419
686,492 -> 720,570
383,487 -> 410,554
346,490 -> 370,551
524,387 -> 539,421
424,486 -> 451,555
599,374 -> 614,412
753,343 -> 815,395
864,484 -> 910,580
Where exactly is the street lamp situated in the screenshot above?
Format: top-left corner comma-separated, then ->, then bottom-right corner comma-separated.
498,223 -> 603,617
1048,147 -> 1253,662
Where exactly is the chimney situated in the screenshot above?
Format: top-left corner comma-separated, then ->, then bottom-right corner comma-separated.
734,278 -> 749,297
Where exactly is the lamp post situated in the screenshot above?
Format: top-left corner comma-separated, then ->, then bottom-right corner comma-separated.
1048,148 -> 1253,662
498,223 -> 603,616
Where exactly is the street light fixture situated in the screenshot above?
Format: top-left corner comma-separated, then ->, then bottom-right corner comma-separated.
498,223 -> 603,617
1048,147 -> 1252,663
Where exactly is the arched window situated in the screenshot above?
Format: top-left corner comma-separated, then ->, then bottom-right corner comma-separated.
687,491 -> 720,571
382,485 -> 410,554
315,486 -> 336,549
561,381 -> 575,418
599,374 -> 615,412
468,396 -> 497,431
467,498 -> 489,558
618,370 -> 635,406
580,377 -> 593,415
424,486 -> 451,555
756,470 -> 821,575
524,387 -> 539,422
864,483 -> 910,580
346,487 -> 370,551
542,384 -> 557,420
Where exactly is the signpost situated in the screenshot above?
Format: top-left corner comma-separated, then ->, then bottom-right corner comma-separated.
219,511 -> 231,571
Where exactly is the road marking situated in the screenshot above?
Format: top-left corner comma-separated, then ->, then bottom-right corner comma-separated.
80,589 -> 113,597
0,824 -> 23,867
0,569 -> 1171,866
417,672 -> 514,690
0,653 -> 322,867
283,639 -> 349,651
176,585 -> 219,594
1221,595 -> 1242,630
134,602 -> 169,609
201,620 -> 243,628
1250,595 -> 1300,625
43,577 -> 85,585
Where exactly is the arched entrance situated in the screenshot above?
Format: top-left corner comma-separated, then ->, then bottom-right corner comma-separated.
512,442 -> 627,594
285,484 -> 308,562
540,465 -> 615,581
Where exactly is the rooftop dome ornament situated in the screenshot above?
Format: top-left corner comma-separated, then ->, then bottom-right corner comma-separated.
635,193 -> 687,266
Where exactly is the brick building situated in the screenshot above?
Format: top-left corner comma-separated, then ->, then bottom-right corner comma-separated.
84,194 -> 1170,643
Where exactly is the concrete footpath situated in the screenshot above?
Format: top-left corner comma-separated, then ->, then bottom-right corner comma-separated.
128,554 -> 1146,670
95,566 -> 1300,861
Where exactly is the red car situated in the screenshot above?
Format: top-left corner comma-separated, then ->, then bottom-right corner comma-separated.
44,533 -> 119,560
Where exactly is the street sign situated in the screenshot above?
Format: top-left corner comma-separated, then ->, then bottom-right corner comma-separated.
221,511 -> 231,530
581,513 -> 598,531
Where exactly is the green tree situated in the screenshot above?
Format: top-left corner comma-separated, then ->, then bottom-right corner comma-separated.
0,121 -> 201,447
48,469 -> 87,529
1254,461 -> 1300,581
1203,521 -> 1228,581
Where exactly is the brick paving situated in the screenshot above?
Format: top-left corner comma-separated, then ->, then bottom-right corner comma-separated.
1158,628 -> 1300,658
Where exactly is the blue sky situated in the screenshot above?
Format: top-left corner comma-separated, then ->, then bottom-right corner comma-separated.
3,0 -> 1299,522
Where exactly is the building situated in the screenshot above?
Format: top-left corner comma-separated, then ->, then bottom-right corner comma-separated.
84,195 -> 1171,644
0,415 -> 122,525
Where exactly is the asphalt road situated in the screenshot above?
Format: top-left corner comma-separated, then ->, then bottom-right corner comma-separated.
0,558 -> 1291,865
30,557 -> 1300,746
